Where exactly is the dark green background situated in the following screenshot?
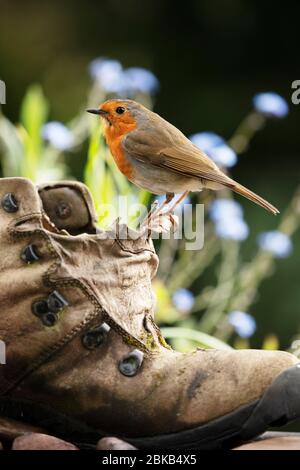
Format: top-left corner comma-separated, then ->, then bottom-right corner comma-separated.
0,0 -> 299,348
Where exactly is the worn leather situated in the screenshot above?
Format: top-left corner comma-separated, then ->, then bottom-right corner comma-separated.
0,177 -> 298,438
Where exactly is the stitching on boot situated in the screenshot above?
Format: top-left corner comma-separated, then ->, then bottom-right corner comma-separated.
147,315 -> 172,350
115,237 -> 155,255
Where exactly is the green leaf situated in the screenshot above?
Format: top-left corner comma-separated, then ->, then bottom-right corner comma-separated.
84,121 -> 119,226
20,84 -> 48,180
138,189 -> 152,207
161,327 -> 233,350
84,122 -> 105,207
153,280 -> 181,324
0,114 -> 24,176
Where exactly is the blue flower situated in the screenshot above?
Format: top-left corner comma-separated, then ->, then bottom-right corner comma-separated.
190,132 -> 225,153
209,199 -> 249,241
208,145 -> 237,168
89,58 -> 159,96
123,67 -> 159,95
89,58 -> 125,94
172,288 -> 195,312
253,92 -> 289,118
209,199 -> 244,222
257,231 -> 292,258
42,122 -> 74,151
215,217 -> 249,241
190,132 -> 237,168
228,311 -> 256,338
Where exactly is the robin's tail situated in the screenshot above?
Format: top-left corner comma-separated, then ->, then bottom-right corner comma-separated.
230,181 -> 279,215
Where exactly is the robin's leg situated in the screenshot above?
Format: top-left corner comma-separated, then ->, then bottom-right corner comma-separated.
140,192 -> 189,234
148,191 -> 189,232
166,193 -> 175,203
152,192 -> 174,215
140,193 -> 174,228
165,190 -> 189,213
150,190 -> 189,229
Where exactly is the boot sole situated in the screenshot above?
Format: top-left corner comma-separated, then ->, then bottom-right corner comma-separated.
129,364 -> 300,449
1,364 -> 300,449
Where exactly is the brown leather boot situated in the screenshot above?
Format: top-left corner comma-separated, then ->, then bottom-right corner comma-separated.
0,177 -> 299,450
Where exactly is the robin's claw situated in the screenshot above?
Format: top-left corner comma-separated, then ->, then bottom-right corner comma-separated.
139,210 -> 179,235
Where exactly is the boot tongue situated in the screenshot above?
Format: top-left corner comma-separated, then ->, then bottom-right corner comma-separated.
38,181 -> 98,235
38,183 -> 165,350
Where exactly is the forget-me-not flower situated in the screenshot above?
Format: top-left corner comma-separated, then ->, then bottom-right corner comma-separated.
173,289 -> 195,312
190,132 -> 237,168
253,92 -> 289,118
257,231 -> 292,258
42,122 -> 74,151
89,57 -> 159,96
228,311 -> 256,338
209,198 -> 249,241
123,67 -> 159,95
209,199 -> 244,222
215,217 -> 249,241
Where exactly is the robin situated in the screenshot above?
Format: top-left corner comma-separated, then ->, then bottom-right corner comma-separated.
87,99 -> 279,215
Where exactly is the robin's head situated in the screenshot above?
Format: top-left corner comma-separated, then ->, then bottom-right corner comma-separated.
87,99 -> 146,133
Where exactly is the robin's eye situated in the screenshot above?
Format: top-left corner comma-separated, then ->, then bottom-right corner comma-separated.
116,106 -> 125,115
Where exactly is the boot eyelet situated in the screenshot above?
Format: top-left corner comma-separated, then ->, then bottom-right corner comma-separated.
21,244 -> 40,264
41,312 -> 58,327
47,290 -> 68,313
1,193 -> 18,213
82,322 -> 111,350
119,349 -> 144,377
32,299 -> 49,317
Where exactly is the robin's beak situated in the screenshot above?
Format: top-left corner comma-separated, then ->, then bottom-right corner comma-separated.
86,108 -> 108,116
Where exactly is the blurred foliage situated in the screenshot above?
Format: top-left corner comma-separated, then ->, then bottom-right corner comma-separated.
0,56 -> 299,355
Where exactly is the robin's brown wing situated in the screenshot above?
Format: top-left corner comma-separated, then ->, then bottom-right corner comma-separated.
123,122 -> 279,214
123,125 -> 234,188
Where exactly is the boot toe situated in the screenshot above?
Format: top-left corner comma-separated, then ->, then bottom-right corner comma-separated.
180,349 -> 299,428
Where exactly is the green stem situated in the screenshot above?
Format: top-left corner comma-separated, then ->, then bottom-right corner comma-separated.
228,111 -> 266,154
167,228 -> 219,292
161,327 -> 233,350
228,189 -> 300,316
198,240 -> 240,334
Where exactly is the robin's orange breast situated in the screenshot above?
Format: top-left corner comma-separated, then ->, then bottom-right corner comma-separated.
104,123 -> 136,180
110,137 -> 134,179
